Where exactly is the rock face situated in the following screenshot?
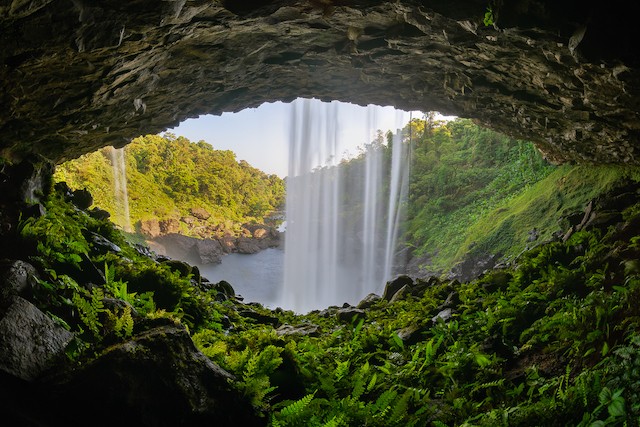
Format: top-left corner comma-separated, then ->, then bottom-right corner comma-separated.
0,296 -> 74,381
1,1 -> 640,165
48,323 -> 264,427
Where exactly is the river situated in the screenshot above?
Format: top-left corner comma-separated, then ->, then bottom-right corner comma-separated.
196,248 -> 284,309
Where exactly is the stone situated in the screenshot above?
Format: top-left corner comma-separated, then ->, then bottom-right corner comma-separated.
236,237 -> 261,254
212,280 -> 235,300
190,207 -> 211,220
139,219 -> 161,238
152,234 -> 225,265
357,293 -> 381,309
432,308 -> 454,324
389,284 -> 411,303
0,296 -> 74,381
396,325 -> 426,346
276,323 -> 320,337
382,275 -> 414,301
159,218 -> 181,234
49,324 -> 264,426
0,2 -> 639,168
89,231 -> 121,253
71,188 -> 93,210
194,238 -> 225,264
336,307 -> 366,324
88,207 -> 111,221
0,259 -> 39,300
238,308 -> 280,327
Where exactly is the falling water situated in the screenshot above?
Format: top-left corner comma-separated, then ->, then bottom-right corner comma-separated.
109,146 -> 132,232
281,99 -> 410,313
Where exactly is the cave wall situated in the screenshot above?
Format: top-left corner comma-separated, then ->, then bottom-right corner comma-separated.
1,0 -> 639,164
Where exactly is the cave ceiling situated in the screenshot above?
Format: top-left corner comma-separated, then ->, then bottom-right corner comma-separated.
1,0 -> 639,164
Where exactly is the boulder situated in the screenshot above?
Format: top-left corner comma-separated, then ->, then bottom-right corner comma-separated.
0,296 -> 73,381
357,293 -> 381,309
382,275 -> 414,301
50,323 -> 264,427
336,307 -> 366,324
160,218 -> 181,234
139,219 -> 161,238
276,323 -> 320,337
190,207 -> 211,220
236,237 -> 261,254
70,188 -> 93,210
0,259 -> 39,300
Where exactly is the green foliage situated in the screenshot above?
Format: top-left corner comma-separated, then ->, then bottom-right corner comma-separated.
484,6 -> 495,26
404,117 -> 555,272
54,133 -> 285,234
73,287 -> 105,340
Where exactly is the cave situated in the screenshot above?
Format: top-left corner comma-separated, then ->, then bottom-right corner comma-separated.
1,0 -> 639,165
2,1 -> 640,425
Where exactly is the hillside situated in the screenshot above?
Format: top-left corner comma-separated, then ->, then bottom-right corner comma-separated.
5,155 -> 640,426
402,117 -> 554,277
54,133 -> 285,238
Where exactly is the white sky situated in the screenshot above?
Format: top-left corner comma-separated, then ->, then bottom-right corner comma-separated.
166,98 -> 450,177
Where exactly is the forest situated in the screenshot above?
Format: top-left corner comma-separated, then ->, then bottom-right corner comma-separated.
25,119 -> 640,425
54,133 -> 285,237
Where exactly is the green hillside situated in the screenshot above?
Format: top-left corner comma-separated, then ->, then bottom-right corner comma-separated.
54,133 -> 285,235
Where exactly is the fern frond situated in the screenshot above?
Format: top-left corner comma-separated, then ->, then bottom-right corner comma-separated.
279,392 -> 316,419
322,414 -> 345,427
372,389 -> 398,419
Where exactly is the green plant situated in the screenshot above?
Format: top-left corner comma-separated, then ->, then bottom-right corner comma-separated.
72,287 -> 105,340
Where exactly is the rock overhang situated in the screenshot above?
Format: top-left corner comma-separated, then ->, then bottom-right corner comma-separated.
1,0 -> 639,164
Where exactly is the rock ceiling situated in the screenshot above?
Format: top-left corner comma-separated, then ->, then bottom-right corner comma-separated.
1,0 -> 639,164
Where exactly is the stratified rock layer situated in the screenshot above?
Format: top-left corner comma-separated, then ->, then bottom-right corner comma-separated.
1,0 -> 639,164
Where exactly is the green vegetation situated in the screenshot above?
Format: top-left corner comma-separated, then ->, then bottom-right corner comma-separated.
404,116 -> 555,272
23,168 -> 640,425
54,133 -> 285,234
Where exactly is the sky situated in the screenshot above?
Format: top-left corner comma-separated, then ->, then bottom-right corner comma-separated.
166,98 -> 449,177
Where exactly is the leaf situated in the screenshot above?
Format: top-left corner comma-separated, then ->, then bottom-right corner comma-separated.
608,396 -> 625,418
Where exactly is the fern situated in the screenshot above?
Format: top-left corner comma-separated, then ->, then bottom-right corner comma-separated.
351,362 -> 370,400
73,288 -> 104,340
278,392 -> 316,421
371,389 -> 398,419
112,305 -> 134,339
322,414 -> 345,427
389,390 -> 411,424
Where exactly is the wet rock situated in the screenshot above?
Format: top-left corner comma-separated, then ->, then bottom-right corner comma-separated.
152,234 -> 225,265
71,188 -> 93,210
238,308 -> 280,327
437,291 -> 460,310
236,237 -> 261,254
389,284 -> 411,303
13,159 -> 54,206
449,253 -> 500,283
357,293 -> 381,309
0,296 -> 73,381
396,325 -> 426,346
89,231 -> 121,253
432,308 -> 454,324
336,307 -> 366,324
276,323 -> 320,337
212,280 -> 235,300
2,2 -> 640,170
382,275 -> 414,301
50,324 -> 264,427
88,207 -> 111,221
0,259 -> 39,300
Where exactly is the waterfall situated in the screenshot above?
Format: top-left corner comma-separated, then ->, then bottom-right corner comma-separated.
109,146 -> 132,232
281,99 -> 409,313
